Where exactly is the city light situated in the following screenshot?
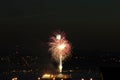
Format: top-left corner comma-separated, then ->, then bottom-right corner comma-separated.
41,73 -> 71,80
12,77 -> 18,80
38,77 -> 41,80
81,78 -> 85,80
42,74 -> 51,78
53,77 -> 55,80
90,77 -> 93,80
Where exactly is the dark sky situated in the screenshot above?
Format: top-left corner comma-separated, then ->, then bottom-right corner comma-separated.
0,0 -> 120,55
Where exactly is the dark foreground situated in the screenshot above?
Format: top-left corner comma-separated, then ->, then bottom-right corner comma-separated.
0,67 -> 120,80
100,67 -> 120,80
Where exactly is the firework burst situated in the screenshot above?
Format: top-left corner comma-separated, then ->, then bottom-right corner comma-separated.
49,31 -> 71,72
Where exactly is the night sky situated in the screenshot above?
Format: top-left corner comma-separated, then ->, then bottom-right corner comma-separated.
0,0 -> 120,55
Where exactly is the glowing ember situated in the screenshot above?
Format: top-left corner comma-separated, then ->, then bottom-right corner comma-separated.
49,31 -> 71,73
